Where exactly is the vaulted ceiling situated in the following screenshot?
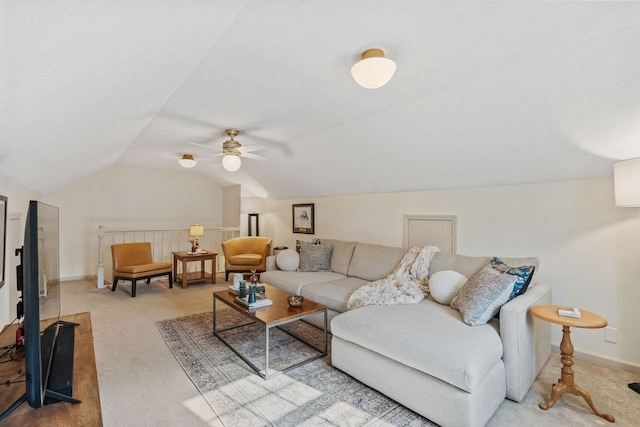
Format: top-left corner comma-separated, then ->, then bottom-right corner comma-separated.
3,1 -> 640,199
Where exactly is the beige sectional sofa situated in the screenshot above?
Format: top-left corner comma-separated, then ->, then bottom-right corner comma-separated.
260,239 -> 551,427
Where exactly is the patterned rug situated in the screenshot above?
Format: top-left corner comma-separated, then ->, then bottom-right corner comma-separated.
156,310 -> 437,426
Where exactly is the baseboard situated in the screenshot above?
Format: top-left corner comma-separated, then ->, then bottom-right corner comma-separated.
61,275 -> 97,282
552,344 -> 640,375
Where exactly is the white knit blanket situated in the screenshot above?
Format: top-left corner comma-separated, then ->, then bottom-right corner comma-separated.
347,246 -> 441,310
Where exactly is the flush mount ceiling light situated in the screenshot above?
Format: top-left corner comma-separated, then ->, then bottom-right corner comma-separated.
222,152 -> 241,172
351,48 -> 397,89
179,154 -> 197,168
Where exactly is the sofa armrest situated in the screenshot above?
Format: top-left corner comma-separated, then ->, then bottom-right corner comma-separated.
499,283 -> 552,402
266,255 -> 278,271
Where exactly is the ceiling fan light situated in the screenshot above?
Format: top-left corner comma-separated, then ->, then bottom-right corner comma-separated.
351,48 -> 396,89
222,155 -> 241,172
179,154 -> 197,168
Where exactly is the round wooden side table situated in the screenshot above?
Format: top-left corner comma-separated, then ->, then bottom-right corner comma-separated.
530,305 -> 615,423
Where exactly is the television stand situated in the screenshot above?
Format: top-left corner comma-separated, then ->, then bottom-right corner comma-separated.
0,320 -> 81,422
42,320 -> 81,406
0,394 -> 26,422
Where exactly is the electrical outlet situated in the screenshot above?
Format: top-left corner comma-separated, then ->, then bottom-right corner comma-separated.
605,327 -> 617,343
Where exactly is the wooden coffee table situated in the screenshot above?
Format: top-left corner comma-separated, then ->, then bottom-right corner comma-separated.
530,305 -> 615,423
212,283 -> 327,380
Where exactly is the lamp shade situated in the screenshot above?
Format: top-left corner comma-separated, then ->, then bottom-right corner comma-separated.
179,154 -> 197,168
351,48 -> 396,89
222,155 -> 241,172
188,224 -> 205,237
614,158 -> 640,207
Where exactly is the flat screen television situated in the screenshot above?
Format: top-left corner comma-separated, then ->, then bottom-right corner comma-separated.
0,195 -> 7,290
0,201 -> 79,421
23,200 -> 62,408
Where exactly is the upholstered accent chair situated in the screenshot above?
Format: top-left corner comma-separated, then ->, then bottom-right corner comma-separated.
221,236 -> 272,280
111,242 -> 173,297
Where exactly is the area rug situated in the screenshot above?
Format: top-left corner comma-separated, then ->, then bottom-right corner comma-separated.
156,310 -> 437,426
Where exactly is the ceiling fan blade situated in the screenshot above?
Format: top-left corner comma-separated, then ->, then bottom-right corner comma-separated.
187,141 -> 221,151
239,144 -> 267,154
242,152 -> 267,161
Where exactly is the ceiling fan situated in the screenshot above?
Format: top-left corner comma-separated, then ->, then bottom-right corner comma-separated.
187,128 -> 267,172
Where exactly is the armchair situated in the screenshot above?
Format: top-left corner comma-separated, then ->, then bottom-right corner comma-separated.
111,242 -> 173,297
221,237 -> 272,280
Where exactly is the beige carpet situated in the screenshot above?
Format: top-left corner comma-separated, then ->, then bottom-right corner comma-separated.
489,355 -> 639,426
59,277 -> 639,426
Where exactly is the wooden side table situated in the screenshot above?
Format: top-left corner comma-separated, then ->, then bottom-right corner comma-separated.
530,305 -> 615,423
172,251 -> 217,288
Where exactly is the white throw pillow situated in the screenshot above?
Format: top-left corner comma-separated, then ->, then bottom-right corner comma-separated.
276,249 -> 300,271
429,270 -> 468,305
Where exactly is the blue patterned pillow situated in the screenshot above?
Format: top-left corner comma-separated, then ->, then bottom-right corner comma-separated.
490,257 -> 535,300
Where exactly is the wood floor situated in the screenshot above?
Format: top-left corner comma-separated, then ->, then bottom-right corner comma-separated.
0,312 -> 102,426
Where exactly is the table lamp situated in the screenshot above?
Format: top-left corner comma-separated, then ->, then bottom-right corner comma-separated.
188,224 -> 205,252
613,157 -> 640,394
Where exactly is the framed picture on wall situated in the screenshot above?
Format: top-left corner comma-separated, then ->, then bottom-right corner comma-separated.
292,203 -> 314,234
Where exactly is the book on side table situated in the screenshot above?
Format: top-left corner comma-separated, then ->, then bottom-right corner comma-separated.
186,250 -> 208,255
558,307 -> 581,318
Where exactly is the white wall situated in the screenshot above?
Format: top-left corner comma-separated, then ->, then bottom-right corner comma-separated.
0,174 -> 41,326
222,185 -> 240,227
43,165 -> 224,280
261,177 -> 640,369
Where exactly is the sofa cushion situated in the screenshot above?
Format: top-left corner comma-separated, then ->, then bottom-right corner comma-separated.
429,270 -> 468,305
117,262 -> 172,277
298,242 -> 334,272
228,254 -> 263,266
347,243 -> 407,281
429,254 -> 490,278
301,277 -> 368,312
450,265 -> 516,326
319,239 -> 356,275
259,270 -> 346,295
331,300 -> 503,393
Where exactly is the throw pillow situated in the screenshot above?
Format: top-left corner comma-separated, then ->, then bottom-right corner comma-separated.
295,238 -> 320,253
276,249 -> 300,271
490,257 -> 535,300
450,264 -> 517,326
298,242 -> 334,272
429,270 -> 468,305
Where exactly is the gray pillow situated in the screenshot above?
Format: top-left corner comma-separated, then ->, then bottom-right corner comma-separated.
450,264 -> 516,326
298,242 -> 334,272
